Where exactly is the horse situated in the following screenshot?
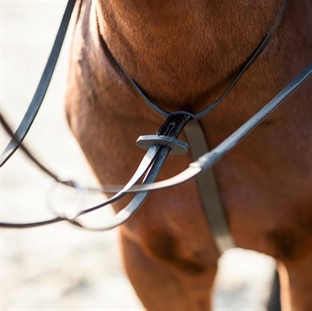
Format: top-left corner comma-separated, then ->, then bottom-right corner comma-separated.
64,0 -> 312,310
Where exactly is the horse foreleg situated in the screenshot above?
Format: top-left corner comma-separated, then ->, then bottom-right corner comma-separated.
278,252 -> 312,310
119,230 -> 217,311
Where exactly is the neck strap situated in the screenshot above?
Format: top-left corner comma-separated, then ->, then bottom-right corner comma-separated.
104,0 -> 288,120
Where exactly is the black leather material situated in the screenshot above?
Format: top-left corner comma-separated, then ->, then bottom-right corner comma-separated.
122,63 -> 312,193
0,112 -> 193,229
156,112 -> 193,136
2,0 -> 310,238
184,121 -> 236,253
0,0 -> 77,167
136,135 -> 189,155
70,112 -> 193,231
106,0 -> 289,120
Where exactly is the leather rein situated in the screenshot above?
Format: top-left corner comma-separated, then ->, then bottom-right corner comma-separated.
1,0 -> 311,253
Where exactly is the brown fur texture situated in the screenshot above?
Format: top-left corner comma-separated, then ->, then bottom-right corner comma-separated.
65,0 -> 312,310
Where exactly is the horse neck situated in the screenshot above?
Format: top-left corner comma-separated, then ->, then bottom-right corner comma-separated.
94,0 -> 304,112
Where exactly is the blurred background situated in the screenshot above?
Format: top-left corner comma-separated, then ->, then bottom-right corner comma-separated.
1,1 -> 276,310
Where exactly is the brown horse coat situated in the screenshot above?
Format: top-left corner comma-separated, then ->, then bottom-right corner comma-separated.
65,0 -> 312,310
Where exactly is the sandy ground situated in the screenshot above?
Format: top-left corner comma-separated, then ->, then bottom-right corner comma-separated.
1,1 -> 277,310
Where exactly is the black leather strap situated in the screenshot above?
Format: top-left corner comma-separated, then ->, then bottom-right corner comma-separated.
0,142 -> 160,228
1,113 -> 59,181
0,112 -> 193,229
107,0 -> 289,120
0,0 -> 77,167
73,0 -> 289,250
0,112 -> 122,193
123,63 -> 312,192
70,112 -> 193,231
184,121 -> 236,253
2,0 -> 308,238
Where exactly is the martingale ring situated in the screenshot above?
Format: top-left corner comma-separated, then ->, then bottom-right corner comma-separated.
46,179 -> 88,220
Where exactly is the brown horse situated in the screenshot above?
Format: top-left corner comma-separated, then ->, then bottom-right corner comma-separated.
65,0 -> 312,310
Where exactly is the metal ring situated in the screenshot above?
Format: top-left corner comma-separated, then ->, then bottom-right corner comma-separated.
46,180 -> 88,220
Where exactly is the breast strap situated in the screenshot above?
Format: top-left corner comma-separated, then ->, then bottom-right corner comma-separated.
184,121 -> 236,253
